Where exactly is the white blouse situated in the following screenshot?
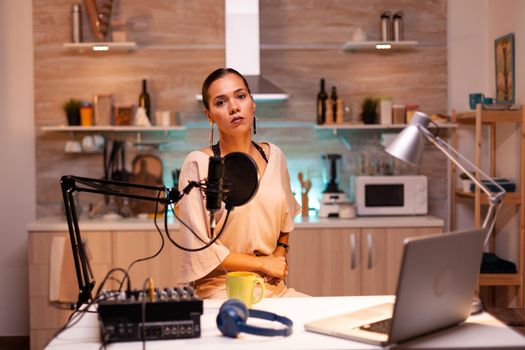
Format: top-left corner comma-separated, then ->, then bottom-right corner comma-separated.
176,142 -> 301,284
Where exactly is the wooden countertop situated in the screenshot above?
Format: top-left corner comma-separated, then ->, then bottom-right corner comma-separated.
27,215 -> 444,232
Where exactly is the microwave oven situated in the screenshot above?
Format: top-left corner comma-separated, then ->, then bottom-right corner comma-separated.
355,175 -> 428,216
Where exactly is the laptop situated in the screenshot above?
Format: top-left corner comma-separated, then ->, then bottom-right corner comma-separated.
304,228 -> 486,346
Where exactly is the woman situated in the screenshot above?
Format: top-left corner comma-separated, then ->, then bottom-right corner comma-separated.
177,68 -> 305,298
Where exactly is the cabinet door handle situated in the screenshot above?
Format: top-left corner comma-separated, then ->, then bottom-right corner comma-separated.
367,233 -> 374,269
350,233 -> 357,270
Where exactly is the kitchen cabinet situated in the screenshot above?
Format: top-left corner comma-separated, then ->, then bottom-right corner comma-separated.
451,105 -> 525,307
28,228 -> 181,350
286,226 -> 443,296
285,228 -> 361,296
28,230 -> 113,350
111,230 -> 183,288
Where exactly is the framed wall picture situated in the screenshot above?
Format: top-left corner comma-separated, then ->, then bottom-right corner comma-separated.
495,33 -> 515,104
115,105 -> 134,126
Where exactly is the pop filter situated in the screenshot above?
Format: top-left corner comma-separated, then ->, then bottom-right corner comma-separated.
223,152 -> 259,208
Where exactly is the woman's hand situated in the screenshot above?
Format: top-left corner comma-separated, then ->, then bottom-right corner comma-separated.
259,255 -> 288,279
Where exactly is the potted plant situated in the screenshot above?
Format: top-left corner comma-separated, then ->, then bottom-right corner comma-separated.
361,97 -> 378,124
63,98 -> 82,126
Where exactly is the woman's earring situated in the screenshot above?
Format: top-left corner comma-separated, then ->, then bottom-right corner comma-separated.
253,115 -> 257,135
209,121 -> 214,147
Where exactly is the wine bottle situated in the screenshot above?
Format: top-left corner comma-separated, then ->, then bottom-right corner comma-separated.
317,78 -> 327,125
331,86 -> 338,119
138,79 -> 151,122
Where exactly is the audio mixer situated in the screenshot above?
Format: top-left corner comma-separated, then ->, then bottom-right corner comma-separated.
97,286 -> 203,343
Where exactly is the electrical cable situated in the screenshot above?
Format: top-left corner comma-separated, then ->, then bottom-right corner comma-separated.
141,277 -> 150,350
51,267 -> 132,349
126,191 -> 164,271
116,190 -> 165,292
168,202 -> 232,277
169,202 -> 207,245
164,203 -> 232,252
96,267 -> 131,296
99,332 -> 110,350
51,292 -> 110,345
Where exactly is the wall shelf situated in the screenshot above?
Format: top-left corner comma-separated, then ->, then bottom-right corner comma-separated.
454,109 -> 522,124
342,40 -> 418,51
450,105 -> 525,307
41,125 -> 186,145
480,274 -> 522,286
315,122 -> 456,135
41,125 -> 186,132
62,42 -> 138,52
455,190 -> 522,205
184,120 -> 315,129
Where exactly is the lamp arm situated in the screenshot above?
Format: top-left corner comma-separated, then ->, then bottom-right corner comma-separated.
417,126 -> 505,245
417,126 -> 505,202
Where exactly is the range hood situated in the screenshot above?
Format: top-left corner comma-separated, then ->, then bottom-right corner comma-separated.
196,0 -> 289,102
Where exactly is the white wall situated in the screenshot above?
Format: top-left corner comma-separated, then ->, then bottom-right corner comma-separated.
448,0 -> 489,232
0,0 -> 35,335
448,0 -> 490,112
487,0 -> 525,104
486,0 -> 524,267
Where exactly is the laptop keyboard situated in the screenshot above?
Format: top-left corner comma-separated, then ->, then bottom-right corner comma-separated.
359,318 -> 392,334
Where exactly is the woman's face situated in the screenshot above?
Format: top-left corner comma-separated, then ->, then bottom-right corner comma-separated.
205,73 -> 256,137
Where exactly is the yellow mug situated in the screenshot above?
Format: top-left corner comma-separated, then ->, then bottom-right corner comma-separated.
226,271 -> 265,308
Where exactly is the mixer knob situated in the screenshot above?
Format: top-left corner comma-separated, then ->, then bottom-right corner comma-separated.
183,285 -> 194,297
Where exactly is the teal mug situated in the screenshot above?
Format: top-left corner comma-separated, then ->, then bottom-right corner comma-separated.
469,93 -> 484,109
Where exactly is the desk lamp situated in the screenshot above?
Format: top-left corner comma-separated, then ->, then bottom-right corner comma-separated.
385,111 -> 506,313
385,111 -> 505,244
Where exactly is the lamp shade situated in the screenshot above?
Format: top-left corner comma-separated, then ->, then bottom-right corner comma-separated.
385,112 -> 431,166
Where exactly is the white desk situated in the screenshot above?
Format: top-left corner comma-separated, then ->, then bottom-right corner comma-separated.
46,296 -> 525,349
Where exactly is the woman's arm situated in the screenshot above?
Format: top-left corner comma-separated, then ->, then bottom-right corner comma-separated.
273,232 -> 289,257
220,252 -> 288,279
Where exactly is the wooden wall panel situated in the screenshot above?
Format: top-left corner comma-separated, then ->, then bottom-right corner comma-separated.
120,0 -> 224,46
259,47 -> 447,119
33,0 -> 224,46
260,0 -> 446,46
34,48 -> 224,126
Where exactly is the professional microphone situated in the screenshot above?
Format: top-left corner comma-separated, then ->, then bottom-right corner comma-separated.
206,156 -> 225,230
204,152 -> 259,231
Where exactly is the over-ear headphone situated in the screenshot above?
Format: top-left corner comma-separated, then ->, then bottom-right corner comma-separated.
216,299 -> 293,338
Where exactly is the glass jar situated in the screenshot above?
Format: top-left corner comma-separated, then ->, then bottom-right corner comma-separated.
80,102 -> 94,126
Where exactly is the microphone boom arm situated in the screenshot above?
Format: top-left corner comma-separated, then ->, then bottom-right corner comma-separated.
60,175 -> 200,309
